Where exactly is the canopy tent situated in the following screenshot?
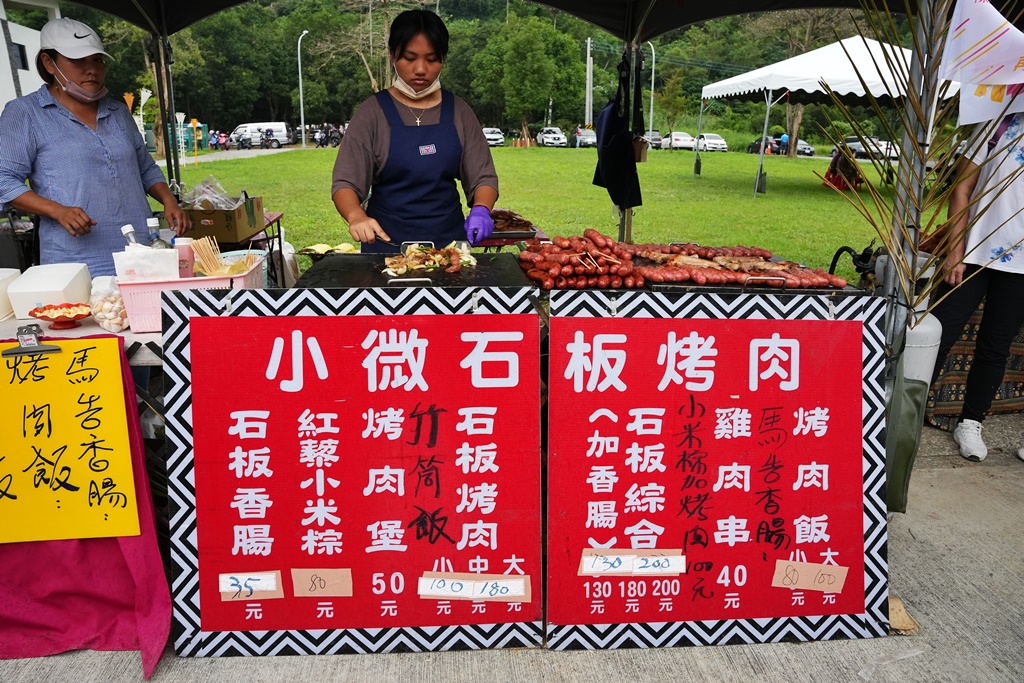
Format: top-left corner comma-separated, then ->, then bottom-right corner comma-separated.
702,36 -> 913,106
700,37 -> 915,197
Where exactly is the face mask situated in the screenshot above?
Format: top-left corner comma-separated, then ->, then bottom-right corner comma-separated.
54,64 -> 108,103
392,74 -> 440,100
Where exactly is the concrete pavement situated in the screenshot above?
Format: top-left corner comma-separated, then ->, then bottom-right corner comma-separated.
2,413 -> 1022,682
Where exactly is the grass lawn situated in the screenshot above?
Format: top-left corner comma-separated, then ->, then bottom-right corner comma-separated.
177,146 -> 893,283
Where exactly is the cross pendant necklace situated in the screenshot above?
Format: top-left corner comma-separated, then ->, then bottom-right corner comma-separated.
403,101 -> 437,126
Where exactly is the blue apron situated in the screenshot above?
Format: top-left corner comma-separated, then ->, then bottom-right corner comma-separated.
364,90 -> 465,254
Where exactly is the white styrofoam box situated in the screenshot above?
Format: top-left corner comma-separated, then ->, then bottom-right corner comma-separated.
0,267 -> 20,319
8,263 -> 92,319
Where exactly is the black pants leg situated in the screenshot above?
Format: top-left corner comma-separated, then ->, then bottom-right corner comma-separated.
930,265 -> 1024,421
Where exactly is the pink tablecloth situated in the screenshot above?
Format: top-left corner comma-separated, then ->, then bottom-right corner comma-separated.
0,335 -> 171,679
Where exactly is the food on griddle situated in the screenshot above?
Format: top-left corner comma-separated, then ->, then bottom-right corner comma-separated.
383,242 -> 477,276
516,229 -> 847,290
491,208 -> 536,233
299,242 -> 356,255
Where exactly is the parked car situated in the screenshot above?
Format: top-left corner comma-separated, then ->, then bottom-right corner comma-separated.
644,130 -> 663,149
831,135 -> 884,160
878,140 -> 901,159
536,127 -> 567,147
482,127 -> 505,147
795,139 -> 815,156
229,121 -> 290,148
573,128 -> 597,148
696,133 -> 728,152
661,131 -> 695,150
747,137 -> 780,154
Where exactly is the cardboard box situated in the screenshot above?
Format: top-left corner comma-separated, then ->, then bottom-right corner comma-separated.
7,263 -> 92,319
0,267 -> 20,319
183,195 -> 264,243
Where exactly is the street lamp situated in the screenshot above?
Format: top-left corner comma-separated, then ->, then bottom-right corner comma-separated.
647,41 -> 655,137
298,30 -> 309,148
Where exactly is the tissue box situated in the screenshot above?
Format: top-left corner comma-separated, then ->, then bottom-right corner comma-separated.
113,249 -> 179,282
0,267 -> 19,319
184,195 -> 264,243
8,263 -> 92,319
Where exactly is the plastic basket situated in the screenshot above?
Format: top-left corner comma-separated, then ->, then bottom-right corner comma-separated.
119,259 -> 263,333
222,249 -> 269,288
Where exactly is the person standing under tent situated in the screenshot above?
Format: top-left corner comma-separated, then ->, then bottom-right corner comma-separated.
331,9 -> 497,253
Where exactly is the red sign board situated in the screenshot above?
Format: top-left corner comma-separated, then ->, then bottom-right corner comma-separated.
189,314 -> 541,633
547,317 -> 865,627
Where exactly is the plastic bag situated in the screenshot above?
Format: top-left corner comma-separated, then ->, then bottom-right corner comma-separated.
90,276 -> 129,333
182,174 -> 243,210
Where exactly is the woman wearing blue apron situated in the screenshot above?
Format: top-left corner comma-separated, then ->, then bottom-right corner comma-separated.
331,10 -> 497,254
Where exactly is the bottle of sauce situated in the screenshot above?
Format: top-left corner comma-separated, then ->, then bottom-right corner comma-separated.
147,217 -> 172,249
121,224 -> 140,245
174,237 -> 194,278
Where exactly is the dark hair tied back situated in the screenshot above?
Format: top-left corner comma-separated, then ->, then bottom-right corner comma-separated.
388,10 -> 448,62
35,49 -> 58,85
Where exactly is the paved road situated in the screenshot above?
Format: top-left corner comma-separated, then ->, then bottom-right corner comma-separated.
155,145 -> 305,166
2,412 -> 1022,682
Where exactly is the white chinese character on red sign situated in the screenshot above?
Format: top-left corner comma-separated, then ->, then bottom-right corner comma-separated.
301,528 -> 343,555
460,331 -> 524,388
361,329 -> 428,392
302,497 -> 340,526
713,516 -> 751,546
266,330 -> 328,392
298,439 -> 339,468
586,465 -> 619,493
230,488 -> 273,518
456,407 -> 497,436
365,520 -> 407,552
586,430 -> 619,458
626,408 -> 666,435
657,331 -> 717,391
299,469 -> 340,497
457,521 -> 497,550
228,446 -> 273,478
232,525 -> 273,556
363,466 -> 405,496
793,462 -> 829,490
712,463 -> 751,492
455,442 -> 499,473
361,408 -> 405,440
793,406 -> 830,436
624,442 -> 666,474
714,408 -> 752,439
297,409 -> 339,436
624,519 -> 664,548
624,482 -> 665,513
503,554 -> 526,575
456,482 -> 498,514
564,331 -> 627,392
750,333 -> 800,391
228,410 -> 270,439
794,514 -> 831,543
586,500 -> 617,529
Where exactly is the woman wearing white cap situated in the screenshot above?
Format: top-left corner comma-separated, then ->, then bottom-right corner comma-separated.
0,17 -> 189,276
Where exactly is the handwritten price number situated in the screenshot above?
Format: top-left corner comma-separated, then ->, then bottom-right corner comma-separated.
308,574 -> 327,593
814,569 -> 839,587
588,554 -> 625,573
229,575 -> 260,599
428,578 -> 468,596
475,581 -> 512,598
782,564 -> 801,587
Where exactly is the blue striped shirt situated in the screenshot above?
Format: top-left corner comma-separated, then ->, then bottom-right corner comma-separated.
0,86 -> 167,276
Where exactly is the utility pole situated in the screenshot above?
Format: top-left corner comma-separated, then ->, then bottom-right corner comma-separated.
647,41 -> 655,133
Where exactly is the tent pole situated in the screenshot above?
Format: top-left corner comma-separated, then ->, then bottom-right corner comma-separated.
755,89 -> 772,197
694,99 -> 705,177
161,35 -> 182,191
149,35 -> 174,186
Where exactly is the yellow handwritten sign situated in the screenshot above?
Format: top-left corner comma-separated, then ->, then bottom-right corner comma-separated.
0,338 -> 140,543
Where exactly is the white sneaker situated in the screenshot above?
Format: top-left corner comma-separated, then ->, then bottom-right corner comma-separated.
953,419 -> 987,461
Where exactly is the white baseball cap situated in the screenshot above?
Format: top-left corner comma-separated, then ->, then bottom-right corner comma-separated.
39,18 -> 112,60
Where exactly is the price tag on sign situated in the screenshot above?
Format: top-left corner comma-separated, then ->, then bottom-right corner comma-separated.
771,560 -> 849,593
417,572 -> 529,602
218,571 -> 285,601
579,549 -> 685,577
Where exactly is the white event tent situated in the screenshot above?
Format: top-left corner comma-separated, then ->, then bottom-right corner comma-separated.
698,37 -> 915,197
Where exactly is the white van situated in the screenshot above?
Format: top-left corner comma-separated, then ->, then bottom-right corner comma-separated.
229,122 -> 291,148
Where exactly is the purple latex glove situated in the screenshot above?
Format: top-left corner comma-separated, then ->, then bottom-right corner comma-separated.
464,205 -> 494,245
